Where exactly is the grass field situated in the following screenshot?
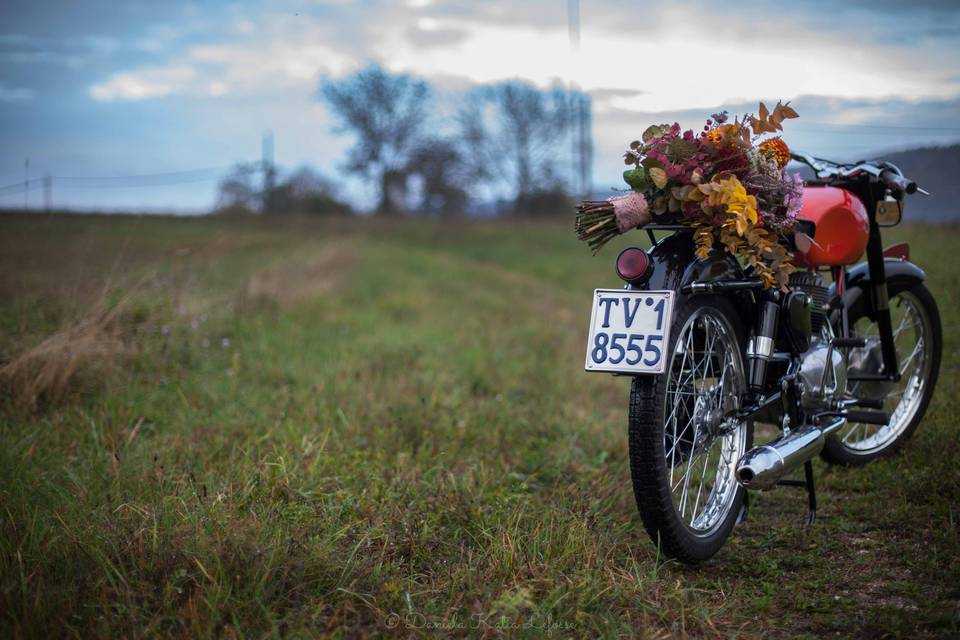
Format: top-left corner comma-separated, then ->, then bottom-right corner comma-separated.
1,213 -> 958,638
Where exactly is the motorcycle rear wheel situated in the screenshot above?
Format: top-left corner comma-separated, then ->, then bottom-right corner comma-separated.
822,281 -> 941,465
628,296 -> 752,564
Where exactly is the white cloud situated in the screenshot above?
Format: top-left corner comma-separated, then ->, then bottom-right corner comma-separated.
90,14 -> 351,102
382,8 -> 959,112
87,2 -> 960,112
207,81 -> 228,97
90,65 -> 196,101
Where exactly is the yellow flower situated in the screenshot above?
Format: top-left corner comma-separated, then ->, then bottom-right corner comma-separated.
704,129 -> 724,144
705,176 -> 758,236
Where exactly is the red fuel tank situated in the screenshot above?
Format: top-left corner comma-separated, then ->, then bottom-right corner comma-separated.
794,186 -> 869,267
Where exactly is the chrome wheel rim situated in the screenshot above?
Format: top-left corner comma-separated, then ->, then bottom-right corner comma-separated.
840,290 -> 932,454
663,308 -> 748,536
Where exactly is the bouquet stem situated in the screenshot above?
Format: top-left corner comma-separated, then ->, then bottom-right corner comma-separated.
575,201 -> 620,253
575,192 -> 651,253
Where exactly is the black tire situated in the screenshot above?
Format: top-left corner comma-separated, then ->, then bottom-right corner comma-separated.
821,281 -> 942,465
628,295 -> 753,564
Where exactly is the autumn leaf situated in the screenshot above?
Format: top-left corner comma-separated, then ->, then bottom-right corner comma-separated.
649,167 -> 668,189
749,100 -> 799,136
778,103 -> 799,118
652,195 -> 667,215
642,124 -> 667,142
769,111 -> 784,131
735,216 -> 748,235
694,225 -> 714,258
686,189 -> 705,203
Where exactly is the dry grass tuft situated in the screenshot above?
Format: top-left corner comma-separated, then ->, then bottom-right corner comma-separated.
0,289 -> 138,414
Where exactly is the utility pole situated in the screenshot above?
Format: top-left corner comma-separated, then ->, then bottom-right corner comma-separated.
566,0 -> 592,199
261,130 -> 275,214
24,156 -> 29,210
568,0 -> 580,197
578,93 -> 592,197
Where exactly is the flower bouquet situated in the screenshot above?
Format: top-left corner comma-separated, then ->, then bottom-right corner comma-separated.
575,101 -> 805,288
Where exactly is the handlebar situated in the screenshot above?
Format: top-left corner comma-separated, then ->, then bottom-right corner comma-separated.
880,169 -> 917,195
790,152 -> 924,195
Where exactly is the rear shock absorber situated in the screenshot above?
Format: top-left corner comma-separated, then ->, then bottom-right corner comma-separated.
748,291 -> 780,392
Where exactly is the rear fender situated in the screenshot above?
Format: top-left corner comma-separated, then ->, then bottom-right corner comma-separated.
628,231 -> 755,327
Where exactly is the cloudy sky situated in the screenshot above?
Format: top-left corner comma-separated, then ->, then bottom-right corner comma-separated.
2,0 -> 959,211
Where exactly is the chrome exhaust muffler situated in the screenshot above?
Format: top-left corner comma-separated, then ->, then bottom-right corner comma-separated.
735,417 -> 845,490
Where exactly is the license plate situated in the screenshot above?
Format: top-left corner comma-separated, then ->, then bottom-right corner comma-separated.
584,289 -> 675,374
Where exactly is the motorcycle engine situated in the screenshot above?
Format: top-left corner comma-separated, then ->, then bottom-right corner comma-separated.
788,271 -> 829,334
797,338 -> 847,411
789,272 -> 848,412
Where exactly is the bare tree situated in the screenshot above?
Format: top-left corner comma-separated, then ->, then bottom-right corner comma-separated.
459,80 -> 575,209
406,138 -> 468,215
214,162 -> 260,214
320,65 -> 430,214
281,166 -> 352,215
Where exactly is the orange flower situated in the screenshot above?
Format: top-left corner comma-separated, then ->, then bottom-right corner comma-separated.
759,137 -> 791,168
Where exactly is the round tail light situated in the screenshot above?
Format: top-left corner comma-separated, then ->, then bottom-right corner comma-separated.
616,247 -> 653,283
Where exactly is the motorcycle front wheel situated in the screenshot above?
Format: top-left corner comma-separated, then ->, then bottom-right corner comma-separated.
628,296 -> 752,564
821,281 -> 942,465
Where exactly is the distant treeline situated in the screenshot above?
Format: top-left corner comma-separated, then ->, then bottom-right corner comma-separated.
215,65 -> 592,217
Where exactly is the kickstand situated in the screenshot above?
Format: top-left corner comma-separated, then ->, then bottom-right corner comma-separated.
803,460 -> 817,527
775,460 -> 818,527
736,490 -> 749,524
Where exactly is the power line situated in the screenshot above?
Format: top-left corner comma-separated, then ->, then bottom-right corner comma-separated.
0,163 -> 245,199
52,165 -> 234,182
0,179 -> 44,196
55,173 -> 225,189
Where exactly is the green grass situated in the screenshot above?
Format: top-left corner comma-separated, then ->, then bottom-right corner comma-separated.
1,213 -> 958,638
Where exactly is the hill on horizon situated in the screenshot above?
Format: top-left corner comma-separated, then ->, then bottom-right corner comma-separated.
876,145 -> 960,222
788,144 -> 959,222
806,144 -> 954,223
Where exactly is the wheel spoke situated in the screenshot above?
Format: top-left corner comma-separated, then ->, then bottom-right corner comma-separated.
690,441 -> 714,524
898,337 -> 923,376
677,417 -> 700,517
662,307 -> 747,536
840,290 -> 931,454
891,310 -> 914,338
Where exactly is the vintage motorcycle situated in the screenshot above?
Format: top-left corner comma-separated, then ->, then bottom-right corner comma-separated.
583,153 -> 942,563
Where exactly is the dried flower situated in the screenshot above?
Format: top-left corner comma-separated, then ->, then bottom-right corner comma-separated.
759,137 -> 791,168
575,100 -> 804,288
